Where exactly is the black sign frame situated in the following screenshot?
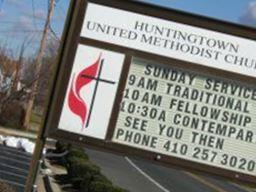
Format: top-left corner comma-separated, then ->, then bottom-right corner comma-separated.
44,0 -> 256,185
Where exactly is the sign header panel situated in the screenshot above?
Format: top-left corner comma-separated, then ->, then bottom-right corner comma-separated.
82,3 -> 256,78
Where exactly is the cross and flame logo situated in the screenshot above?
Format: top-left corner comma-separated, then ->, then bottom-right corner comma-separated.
67,54 -> 115,130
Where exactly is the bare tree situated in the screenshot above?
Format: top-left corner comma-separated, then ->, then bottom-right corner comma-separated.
0,33 -> 58,128
23,0 -> 56,130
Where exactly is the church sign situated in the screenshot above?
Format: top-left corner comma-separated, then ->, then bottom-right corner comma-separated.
45,0 -> 256,184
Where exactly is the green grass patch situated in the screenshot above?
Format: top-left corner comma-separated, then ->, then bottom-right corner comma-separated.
30,112 -> 42,124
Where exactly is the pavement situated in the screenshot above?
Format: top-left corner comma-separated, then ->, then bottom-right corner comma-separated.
86,148 -> 256,192
0,144 -> 31,192
42,159 -> 66,192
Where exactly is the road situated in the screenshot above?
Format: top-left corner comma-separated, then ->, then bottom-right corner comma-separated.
86,148 -> 254,192
0,144 -> 31,192
0,143 -> 253,192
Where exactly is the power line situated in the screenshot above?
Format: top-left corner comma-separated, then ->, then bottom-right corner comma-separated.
31,0 -> 38,30
49,25 -> 60,41
0,17 -> 54,23
0,30 -> 44,34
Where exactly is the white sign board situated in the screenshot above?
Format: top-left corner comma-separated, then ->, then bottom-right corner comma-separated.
82,3 -> 256,78
47,1 -> 256,183
113,58 -> 256,176
58,45 -> 124,139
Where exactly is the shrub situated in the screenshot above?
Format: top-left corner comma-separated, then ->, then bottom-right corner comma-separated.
72,172 -> 92,190
58,144 -> 129,192
88,181 -> 114,192
0,101 -> 25,129
67,157 -> 100,179
55,141 -> 70,153
92,174 -> 112,185
66,147 -> 89,161
88,182 -> 127,192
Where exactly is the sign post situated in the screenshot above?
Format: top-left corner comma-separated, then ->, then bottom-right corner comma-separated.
24,1 -> 77,191
44,0 -> 256,185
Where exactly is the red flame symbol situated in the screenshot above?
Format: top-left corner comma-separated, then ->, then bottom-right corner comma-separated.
68,55 -> 101,128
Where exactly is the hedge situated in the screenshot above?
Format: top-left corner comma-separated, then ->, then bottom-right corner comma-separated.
55,142 -> 128,192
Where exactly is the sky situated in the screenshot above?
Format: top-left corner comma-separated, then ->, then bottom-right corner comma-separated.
143,0 -> 256,27
0,0 -> 255,58
0,0 -> 69,57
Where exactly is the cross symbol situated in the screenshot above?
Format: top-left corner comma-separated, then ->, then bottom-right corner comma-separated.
81,59 -> 116,128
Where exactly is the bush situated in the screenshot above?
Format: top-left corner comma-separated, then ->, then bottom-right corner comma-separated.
0,181 -> 15,192
55,141 -> 70,153
58,144 -> 129,192
66,147 -> 89,161
68,158 -> 128,191
0,101 -> 25,129
93,174 -> 112,185
88,181 -> 115,192
67,157 -> 100,179
55,142 -> 88,160
88,182 -> 127,192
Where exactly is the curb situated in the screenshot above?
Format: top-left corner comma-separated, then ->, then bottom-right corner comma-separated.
43,175 -> 53,192
43,159 -> 64,192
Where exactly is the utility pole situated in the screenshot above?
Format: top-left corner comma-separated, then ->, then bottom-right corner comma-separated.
23,0 -> 55,130
11,43 -> 25,93
24,0 -> 55,191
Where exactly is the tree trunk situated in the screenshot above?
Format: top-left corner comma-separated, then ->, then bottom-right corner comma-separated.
23,0 -> 55,130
